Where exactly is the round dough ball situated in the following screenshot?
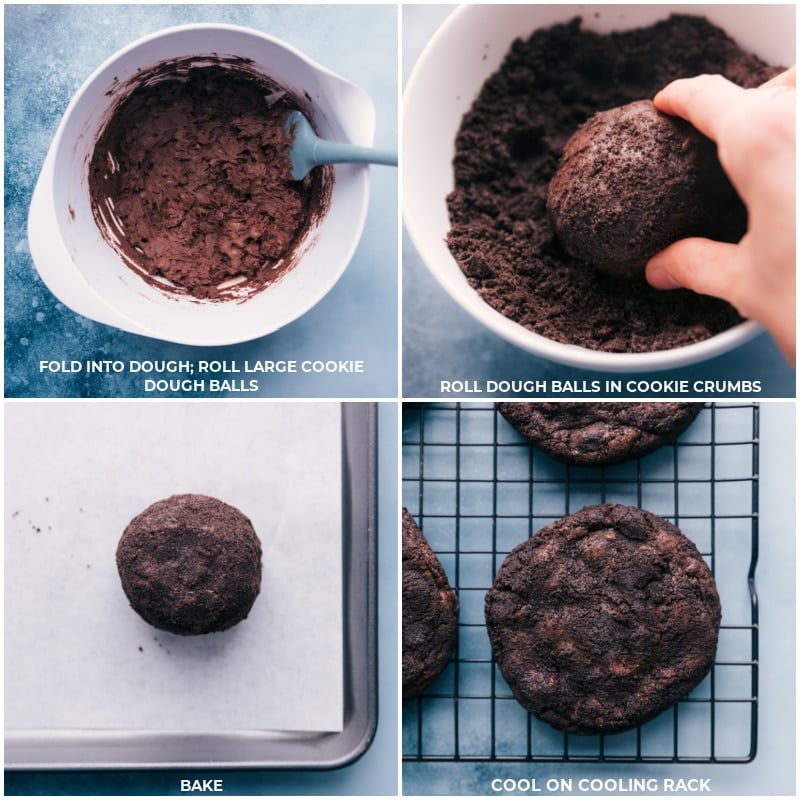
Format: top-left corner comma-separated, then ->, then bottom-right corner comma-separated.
116,494 -> 262,635
546,100 -> 744,277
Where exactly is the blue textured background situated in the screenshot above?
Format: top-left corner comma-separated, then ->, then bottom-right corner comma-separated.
4,4 -> 398,398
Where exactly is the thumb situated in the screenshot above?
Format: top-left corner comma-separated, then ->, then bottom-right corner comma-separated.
645,237 -> 741,302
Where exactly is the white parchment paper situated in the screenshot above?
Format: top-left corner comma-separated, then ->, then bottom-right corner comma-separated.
5,402 -> 343,732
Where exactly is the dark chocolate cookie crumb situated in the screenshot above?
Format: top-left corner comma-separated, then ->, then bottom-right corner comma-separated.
116,494 -> 262,636
402,509 -> 459,701
485,504 -> 721,734
446,15 -> 780,352
496,402 -> 703,465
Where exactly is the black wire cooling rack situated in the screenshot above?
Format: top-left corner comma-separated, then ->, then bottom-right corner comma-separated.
402,402 -> 759,764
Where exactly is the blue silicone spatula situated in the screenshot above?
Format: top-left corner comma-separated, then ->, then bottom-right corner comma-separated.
285,110 -> 398,180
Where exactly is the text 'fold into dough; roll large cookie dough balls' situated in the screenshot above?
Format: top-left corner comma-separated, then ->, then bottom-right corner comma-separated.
116,494 -> 262,636
402,509 -> 459,702
485,504 -> 721,735
547,100 -> 745,277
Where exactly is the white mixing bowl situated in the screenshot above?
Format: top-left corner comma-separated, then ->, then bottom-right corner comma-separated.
404,4 -> 795,371
29,24 -> 375,345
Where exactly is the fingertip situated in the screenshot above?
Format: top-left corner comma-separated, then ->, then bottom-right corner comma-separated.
652,81 -> 678,113
645,255 -> 683,290
652,74 -> 742,141
652,75 -> 700,111
759,65 -> 796,90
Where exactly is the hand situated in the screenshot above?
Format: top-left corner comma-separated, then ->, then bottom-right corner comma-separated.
645,68 -> 796,365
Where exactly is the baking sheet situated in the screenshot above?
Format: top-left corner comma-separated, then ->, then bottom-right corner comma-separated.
5,402 -> 343,734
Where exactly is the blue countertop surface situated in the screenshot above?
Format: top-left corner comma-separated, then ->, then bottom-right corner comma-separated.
4,4 -> 398,399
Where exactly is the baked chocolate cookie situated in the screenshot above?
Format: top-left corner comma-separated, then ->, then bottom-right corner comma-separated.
116,494 -> 262,635
497,402 -> 702,466
485,504 -> 721,734
547,100 -> 743,277
402,509 -> 459,701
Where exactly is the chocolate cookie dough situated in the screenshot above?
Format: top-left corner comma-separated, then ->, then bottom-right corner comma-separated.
116,494 -> 262,635
403,509 -> 459,701
547,100 -> 742,277
497,402 -> 703,466
447,15 -> 780,351
90,61 -> 330,300
485,504 -> 721,734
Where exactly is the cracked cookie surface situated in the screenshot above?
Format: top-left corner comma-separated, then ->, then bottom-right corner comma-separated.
485,503 -> 720,734
402,509 -> 459,701
496,402 -> 702,466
